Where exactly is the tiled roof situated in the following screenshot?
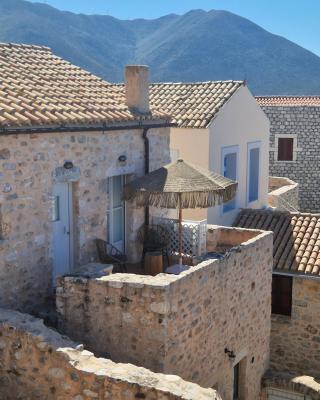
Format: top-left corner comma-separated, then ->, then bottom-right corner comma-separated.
234,209 -> 320,276
256,96 -> 320,107
0,43 -> 169,130
113,81 -> 244,128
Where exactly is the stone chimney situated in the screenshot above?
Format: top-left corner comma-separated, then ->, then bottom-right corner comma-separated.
125,65 -> 150,114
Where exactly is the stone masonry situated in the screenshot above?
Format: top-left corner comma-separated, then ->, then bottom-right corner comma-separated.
57,226 -> 273,400
270,276 -> 320,378
262,105 -> 320,212
0,128 -> 170,312
0,308 -> 220,400
268,176 -> 299,211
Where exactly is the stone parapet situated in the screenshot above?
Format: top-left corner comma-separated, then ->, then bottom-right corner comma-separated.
261,370 -> 320,399
57,227 -> 273,400
268,176 -> 299,211
0,308 -> 220,400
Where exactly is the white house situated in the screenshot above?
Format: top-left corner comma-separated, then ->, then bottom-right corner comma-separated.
149,81 -> 270,225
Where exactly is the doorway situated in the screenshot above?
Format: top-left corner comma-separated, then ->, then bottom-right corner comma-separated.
233,357 -> 247,400
52,182 -> 73,282
108,175 -> 125,252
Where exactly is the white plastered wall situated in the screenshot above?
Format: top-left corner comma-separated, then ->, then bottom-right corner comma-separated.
169,85 -> 270,226
170,127 -> 210,221
208,85 -> 270,225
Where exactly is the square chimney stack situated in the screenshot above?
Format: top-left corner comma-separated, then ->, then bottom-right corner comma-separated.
125,65 -> 150,114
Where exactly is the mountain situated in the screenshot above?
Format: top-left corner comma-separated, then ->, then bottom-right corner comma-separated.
1,0 -> 320,94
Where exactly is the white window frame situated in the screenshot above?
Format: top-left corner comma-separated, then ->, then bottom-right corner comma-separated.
107,175 -> 126,253
271,134 -> 300,162
221,145 -> 239,214
247,141 -> 261,205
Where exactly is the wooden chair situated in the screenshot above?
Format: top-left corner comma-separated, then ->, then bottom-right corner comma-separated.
137,224 -> 170,267
95,239 -> 127,273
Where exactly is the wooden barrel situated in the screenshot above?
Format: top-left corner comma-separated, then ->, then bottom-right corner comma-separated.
144,251 -> 163,276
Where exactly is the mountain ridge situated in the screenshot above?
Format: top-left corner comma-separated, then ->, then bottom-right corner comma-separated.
1,0 -> 320,94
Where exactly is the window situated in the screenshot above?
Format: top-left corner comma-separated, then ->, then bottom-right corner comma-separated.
273,134 -> 298,162
221,146 -> 238,213
278,137 -> 294,161
52,196 -> 60,222
247,142 -> 260,203
272,275 -> 292,316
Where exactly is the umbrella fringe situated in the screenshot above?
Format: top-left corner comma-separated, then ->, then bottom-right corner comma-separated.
124,184 -> 237,209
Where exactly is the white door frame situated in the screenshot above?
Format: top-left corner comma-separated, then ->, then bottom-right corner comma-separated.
67,183 -> 74,270
108,175 -> 126,252
52,182 -> 74,283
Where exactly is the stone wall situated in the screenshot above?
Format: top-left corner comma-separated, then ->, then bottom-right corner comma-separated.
270,276 -> 320,378
57,227 -> 273,400
268,176 -> 299,211
0,308 -> 219,400
0,127 -> 170,312
262,105 -> 320,212
261,371 -> 320,399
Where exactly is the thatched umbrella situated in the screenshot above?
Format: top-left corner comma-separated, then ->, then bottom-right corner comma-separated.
124,159 -> 237,265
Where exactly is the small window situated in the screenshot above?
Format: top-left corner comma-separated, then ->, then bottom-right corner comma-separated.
278,137 -> 294,161
52,196 -> 60,222
247,143 -> 260,203
272,275 -> 292,316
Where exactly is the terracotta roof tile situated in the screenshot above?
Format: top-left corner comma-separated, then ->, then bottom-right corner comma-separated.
0,43 -> 169,130
112,81 -> 244,128
256,96 -> 320,107
234,209 -> 320,276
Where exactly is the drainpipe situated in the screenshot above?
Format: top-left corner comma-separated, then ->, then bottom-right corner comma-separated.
142,127 -> 150,226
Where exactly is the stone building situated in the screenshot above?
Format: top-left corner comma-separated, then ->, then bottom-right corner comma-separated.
0,42 -> 276,400
57,225 -> 273,400
235,209 -> 320,399
256,96 -> 320,213
0,43 -> 172,313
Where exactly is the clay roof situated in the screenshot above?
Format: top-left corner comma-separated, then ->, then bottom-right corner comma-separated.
0,43 -> 169,130
234,209 -> 320,276
113,81 -> 244,128
256,96 -> 320,107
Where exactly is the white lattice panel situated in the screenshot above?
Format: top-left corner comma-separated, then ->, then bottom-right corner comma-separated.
153,217 -> 207,256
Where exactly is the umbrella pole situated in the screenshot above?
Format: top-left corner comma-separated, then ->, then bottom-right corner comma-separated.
178,194 -> 183,266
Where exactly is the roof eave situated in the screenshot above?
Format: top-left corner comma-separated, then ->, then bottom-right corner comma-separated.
273,269 -> 320,280
0,119 -> 176,135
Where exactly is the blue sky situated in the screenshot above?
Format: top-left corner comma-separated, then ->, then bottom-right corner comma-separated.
31,0 -> 320,56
